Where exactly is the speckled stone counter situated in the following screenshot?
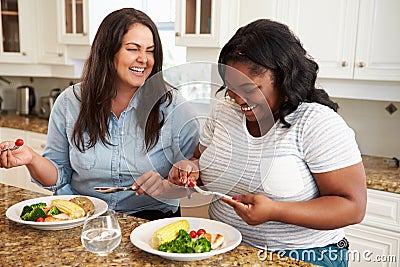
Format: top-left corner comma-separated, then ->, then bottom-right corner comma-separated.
1,184 -> 317,267
362,155 -> 400,194
0,112 -> 399,195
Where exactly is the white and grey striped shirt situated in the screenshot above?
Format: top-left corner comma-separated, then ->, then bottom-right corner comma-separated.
199,98 -> 362,251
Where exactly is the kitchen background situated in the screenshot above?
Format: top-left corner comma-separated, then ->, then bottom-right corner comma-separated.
1,2 -> 399,264
0,0 -> 399,159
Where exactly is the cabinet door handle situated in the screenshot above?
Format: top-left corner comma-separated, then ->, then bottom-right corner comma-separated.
58,53 -> 64,57
341,61 -> 348,67
22,52 -> 27,56
40,144 -> 46,149
358,61 -> 365,68
175,32 -> 181,37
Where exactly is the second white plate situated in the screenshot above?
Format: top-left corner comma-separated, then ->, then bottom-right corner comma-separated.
130,217 -> 242,261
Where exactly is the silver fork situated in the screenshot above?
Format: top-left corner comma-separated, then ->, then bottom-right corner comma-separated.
93,186 -> 136,193
1,145 -> 21,152
192,185 -> 232,199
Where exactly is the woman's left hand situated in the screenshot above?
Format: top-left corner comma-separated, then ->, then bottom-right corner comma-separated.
222,194 -> 275,226
133,170 -> 186,198
133,170 -> 167,197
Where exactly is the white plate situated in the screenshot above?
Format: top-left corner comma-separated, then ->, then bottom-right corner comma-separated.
6,195 -> 108,230
130,217 -> 242,261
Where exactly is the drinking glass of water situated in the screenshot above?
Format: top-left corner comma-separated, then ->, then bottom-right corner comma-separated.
81,210 -> 122,256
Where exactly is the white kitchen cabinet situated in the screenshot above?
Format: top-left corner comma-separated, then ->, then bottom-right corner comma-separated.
0,0 -> 36,63
56,0 -> 135,46
345,225 -> 399,267
36,0 -> 67,65
276,0 -> 400,82
175,0 -> 239,47
0,127 -> 51,195
344,189 -> 400,267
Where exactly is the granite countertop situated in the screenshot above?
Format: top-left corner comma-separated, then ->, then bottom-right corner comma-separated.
0,112 -> 399,194
362,155 -> 400,194
0,111 -> 48,134
0,184 -> 317,267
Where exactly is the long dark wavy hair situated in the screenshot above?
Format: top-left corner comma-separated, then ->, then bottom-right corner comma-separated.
218,19 -> 338,128
72,8 -> 172,152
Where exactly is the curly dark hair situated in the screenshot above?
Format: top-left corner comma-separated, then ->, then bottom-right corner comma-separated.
72,8 -> 172,152
217,19 -> 338,128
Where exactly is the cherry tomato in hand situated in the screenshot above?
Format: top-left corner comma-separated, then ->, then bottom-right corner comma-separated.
189,230 -> 197,238
15,139 -> 24,147
188,180 -> 196,188
36,217 -> 45,222
196,228 -> 206,236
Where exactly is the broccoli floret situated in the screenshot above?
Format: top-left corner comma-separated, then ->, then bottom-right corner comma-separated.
158,230 -> 211,253
175,229 -> 192,243
20,205 -> 33,218
192,237 -> 211,253
30,202 -> 46,210
159,239 -> 187,253
159,230 -> 194,253
46,206 -> 60,216
21,207 -> 46,221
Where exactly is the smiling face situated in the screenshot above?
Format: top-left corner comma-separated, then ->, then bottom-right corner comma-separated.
114,23 -> 155,92
224,61 -> 281,124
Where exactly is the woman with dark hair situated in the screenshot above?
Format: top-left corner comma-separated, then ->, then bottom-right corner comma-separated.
0,8 -> 199,220
168,19 -> 366,266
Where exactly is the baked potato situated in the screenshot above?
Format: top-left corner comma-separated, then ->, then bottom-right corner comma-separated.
69,196 -> 95,215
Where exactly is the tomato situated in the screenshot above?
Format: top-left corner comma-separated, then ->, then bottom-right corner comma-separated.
189,230 -> 197,238
15,139 -> 24,147
196,228 -> 206,236
36,217 -> 45,222
188,180 -> 196,188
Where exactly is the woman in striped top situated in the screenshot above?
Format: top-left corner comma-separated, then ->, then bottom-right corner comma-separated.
168,19 -> 366,267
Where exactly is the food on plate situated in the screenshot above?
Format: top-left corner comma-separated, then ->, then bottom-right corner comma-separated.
19,196 -> 94,222
151,220 -> 224,254
158,229 -> 211,253
189,230 -> 197,238
20,203 -> 47,221
196,228 -> 206,236
44,213 -> 71,222
152,219 -> 190,248
69,196 -> 95,215
51,199 -> 85,219
200,233 -> 225,249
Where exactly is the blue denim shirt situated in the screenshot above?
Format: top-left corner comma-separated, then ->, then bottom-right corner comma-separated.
33,83 -> 199,214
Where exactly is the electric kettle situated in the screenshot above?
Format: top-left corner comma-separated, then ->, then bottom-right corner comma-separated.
16,85 -> 36,115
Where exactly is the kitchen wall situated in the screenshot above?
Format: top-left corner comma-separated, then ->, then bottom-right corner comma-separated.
0,76 -> 79,111
334,98 -> 400,158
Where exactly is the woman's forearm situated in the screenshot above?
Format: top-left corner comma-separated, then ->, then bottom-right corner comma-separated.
271,195 -> 365,230
26,149 -> 58,187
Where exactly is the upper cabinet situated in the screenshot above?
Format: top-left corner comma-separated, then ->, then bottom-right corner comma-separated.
276,0 -> 400,82
0,0 -> 36,63
56,0 -> 135,46
36,0 -> 67,65
175,0 -> 239,47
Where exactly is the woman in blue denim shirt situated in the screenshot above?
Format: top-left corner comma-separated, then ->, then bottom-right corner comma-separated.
0,8 -> 199,220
